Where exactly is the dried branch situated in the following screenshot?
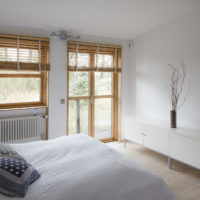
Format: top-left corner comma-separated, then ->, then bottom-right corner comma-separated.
166,60 -> 189,111
177,83 -> 190,109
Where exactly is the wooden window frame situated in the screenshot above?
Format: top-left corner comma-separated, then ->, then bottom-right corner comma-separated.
67,41 -> 122,142
0,34 -> 50,72
0,72 -> 49,110
0,33 -> 50,110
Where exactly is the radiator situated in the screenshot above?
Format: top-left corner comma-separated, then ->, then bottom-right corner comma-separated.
0,115 -> 45,143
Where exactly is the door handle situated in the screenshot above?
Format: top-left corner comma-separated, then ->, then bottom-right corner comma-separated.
90,94 -> 94,104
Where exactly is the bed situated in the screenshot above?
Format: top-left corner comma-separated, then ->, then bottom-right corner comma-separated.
0,134 -> 176,200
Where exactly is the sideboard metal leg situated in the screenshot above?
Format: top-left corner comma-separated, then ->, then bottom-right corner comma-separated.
124,138 -> 126,148
168,157 -> 172,169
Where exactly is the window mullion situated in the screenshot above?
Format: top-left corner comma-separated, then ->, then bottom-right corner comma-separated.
89,53 -> 95,137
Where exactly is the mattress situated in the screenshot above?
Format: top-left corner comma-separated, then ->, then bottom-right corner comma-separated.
0,134 -> 176,200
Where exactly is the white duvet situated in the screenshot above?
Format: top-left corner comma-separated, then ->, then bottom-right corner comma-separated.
0,134 -> 175,200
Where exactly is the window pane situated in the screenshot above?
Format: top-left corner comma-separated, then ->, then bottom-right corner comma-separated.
95,98 -> 112,139
69,52 -> 90,67
0,78 -> 41,104
95,54 -> 113,68
0,71 -> 40,74
69,100 -> 89,135
0,48 -> 39,63
69,72 -> 89,97
95,72 -> 112,95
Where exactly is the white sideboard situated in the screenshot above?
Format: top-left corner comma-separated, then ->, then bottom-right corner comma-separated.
124,117 -> 200,170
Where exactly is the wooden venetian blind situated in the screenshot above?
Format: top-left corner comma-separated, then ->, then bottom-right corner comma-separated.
0,34 -> 50,71
67,41 -> 122,72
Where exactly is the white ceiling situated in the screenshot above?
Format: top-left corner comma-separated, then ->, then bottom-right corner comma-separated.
0,0 -> 198,40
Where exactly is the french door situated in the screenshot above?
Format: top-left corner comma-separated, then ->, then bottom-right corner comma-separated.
67,41 -> 121,141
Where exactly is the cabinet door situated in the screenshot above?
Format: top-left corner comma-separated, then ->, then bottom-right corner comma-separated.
143,125 -> 169,156
124,118 -> 144,145
170,134 -> 200,169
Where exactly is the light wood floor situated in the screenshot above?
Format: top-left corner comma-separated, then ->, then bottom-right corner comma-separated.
107,141 -> 200,200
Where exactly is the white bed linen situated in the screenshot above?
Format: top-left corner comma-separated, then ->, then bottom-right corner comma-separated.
0,134 -> 176,200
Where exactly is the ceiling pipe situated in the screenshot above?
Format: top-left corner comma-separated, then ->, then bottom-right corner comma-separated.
50,31 -> 80,40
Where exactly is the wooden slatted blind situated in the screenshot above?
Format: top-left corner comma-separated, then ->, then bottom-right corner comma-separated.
0,34 -> 50,71
67,41 -> 122,72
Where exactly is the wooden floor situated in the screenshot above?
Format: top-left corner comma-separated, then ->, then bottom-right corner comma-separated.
107,140 -> 200,200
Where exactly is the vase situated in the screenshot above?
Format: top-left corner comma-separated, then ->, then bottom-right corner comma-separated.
170,110 -> 176,128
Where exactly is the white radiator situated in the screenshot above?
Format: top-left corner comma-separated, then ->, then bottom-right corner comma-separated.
0,115 -> 45,143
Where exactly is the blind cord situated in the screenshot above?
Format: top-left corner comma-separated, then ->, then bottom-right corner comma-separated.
96,46 -> 99,72
45,41 -> 47,71
17,38 -> 20,71
38,40 -> 41,72
115,48 -> 117,72
75,43 -> 78,71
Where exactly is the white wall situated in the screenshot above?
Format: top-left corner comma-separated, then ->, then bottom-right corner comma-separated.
0,27 -> 130,139
130,7 -> 200,130
48,37 -> 67,139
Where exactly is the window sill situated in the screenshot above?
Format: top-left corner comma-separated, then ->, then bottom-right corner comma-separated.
0,105 -> 48,111
100,138 -> 117,143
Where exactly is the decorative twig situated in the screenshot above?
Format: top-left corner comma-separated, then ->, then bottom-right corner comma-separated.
166,60 -> 189,111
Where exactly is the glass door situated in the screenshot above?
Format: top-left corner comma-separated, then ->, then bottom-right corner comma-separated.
67,71 -> 114,140
67,71 -> 113,140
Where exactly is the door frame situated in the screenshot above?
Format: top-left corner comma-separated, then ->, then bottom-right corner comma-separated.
66,41 -> 121,142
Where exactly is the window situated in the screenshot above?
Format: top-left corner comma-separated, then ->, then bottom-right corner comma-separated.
67,41 -> 122,141
0,34 -> 49,109
69,52 -> 90,67
0,71 -> 46,108
95,54 -> 113,68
